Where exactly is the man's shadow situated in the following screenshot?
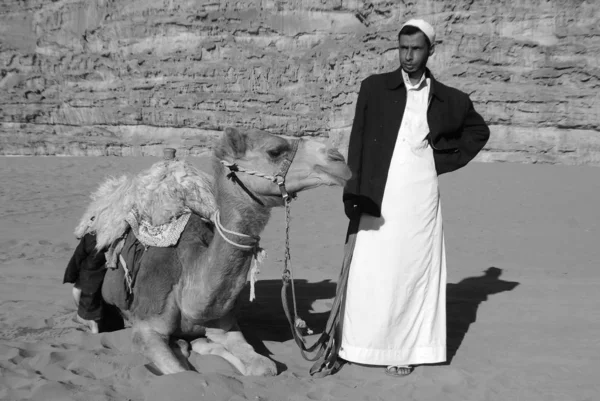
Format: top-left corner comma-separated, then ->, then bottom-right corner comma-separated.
445,267 -> 519,363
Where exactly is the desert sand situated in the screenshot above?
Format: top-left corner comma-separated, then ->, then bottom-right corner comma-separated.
0,156 -> 598,401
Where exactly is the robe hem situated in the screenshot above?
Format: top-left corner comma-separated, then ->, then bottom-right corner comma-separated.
338,344 -> 446,366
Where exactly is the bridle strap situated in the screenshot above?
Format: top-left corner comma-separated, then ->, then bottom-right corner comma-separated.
275,138 -> 300,186
219,138 -> 301,203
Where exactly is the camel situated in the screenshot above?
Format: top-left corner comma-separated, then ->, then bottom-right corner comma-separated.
98,127 -> 351,376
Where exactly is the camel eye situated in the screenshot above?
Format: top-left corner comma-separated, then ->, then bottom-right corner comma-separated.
267,148 -> 285,159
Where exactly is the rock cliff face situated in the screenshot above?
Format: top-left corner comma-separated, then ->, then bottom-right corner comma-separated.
1,0 -> 599,164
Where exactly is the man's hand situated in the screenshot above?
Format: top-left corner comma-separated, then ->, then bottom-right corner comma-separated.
344,200 -> 361,220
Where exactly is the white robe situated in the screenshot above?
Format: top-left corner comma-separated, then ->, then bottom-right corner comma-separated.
338,71 -> 447,366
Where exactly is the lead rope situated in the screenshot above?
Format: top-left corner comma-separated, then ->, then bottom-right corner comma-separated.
281,191 -> 312,335
279,181 -> 340,363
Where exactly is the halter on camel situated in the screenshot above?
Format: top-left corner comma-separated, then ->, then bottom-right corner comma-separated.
218,137 -> 345,376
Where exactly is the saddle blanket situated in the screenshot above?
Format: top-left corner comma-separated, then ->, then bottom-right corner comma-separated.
102,228 -> 148,310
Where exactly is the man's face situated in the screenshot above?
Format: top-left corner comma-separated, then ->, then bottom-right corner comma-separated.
398,32 -> 432,75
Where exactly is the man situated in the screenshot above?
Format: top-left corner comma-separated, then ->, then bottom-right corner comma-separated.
63,232 -> 107,333
338,19 -> 490,376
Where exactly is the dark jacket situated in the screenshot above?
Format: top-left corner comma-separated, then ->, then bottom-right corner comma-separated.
343,68 -> 490,218
63,233 -> 106,293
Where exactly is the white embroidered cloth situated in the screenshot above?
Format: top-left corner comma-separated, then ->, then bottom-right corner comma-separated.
125,209 -> 191,248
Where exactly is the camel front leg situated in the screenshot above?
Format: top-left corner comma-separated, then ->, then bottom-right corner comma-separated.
133,321 -> 190,375
191,324 -> 277,376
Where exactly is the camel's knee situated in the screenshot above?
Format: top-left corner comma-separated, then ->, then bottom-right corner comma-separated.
132,323 -> 168,352
132,323 -> 190,375
131,327 -> 145,352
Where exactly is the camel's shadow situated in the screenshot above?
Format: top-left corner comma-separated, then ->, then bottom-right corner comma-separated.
237,279 -> 336,373
238,267 -> 519,365
237,279 -> 337,344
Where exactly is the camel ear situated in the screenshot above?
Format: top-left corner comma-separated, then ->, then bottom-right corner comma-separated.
215,127 -> 247,159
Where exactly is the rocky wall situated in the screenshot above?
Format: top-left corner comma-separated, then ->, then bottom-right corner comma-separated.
0,0 -> 599,164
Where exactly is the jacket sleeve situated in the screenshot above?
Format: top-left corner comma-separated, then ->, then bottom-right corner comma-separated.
437,97 -> 490,175
63,233 -> 96,284
342,79 -> 369,219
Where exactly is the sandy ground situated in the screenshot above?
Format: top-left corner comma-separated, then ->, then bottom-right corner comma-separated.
0,156 -> 598,401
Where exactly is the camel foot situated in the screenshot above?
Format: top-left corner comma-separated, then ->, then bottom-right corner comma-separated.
192,330 -> 276,376
174,338 -> 191,359
170,338 -> 193,370
236,349 -> 277,377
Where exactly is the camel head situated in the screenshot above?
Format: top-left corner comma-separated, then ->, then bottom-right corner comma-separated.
213,127 -> 351,207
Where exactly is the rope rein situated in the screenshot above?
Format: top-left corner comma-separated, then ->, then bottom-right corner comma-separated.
282,198 -> 309,334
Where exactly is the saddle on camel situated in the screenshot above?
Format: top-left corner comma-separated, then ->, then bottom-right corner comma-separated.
64,127 -> 351,376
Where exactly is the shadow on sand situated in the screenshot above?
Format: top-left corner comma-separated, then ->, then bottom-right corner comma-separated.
445,267 -> 519,363
237,279 -> 338,344
237,267 -> 519,365
96,267 -> 518,372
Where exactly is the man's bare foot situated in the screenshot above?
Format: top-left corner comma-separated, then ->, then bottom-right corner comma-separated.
74,314 -> 100,334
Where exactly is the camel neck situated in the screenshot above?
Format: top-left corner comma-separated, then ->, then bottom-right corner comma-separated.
215,173 -> 270,247
182,177 -> 272,322
213,175 -> 272,239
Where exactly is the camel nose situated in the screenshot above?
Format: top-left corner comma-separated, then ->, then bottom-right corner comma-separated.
327,148 -> 345,162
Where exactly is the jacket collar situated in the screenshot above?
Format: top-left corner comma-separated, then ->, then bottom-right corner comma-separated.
385,67 -> 443,102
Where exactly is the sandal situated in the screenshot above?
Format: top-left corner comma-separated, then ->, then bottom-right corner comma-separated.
385,365 -> 414,377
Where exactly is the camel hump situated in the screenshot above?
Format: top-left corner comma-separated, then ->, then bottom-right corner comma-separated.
75,157 -> 217,251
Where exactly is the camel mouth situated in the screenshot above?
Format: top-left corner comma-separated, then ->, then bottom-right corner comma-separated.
269,191 -> 297,199
315,164 -> 352,186
261,191 -> 298,206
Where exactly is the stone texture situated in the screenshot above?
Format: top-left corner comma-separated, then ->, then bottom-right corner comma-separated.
0,0 -> 599,164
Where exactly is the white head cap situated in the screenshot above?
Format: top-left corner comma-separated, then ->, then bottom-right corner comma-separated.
400,19 -> 436,45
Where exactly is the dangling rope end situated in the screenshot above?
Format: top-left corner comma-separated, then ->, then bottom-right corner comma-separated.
249,247 -> 267,302
295,317 -> 314,335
